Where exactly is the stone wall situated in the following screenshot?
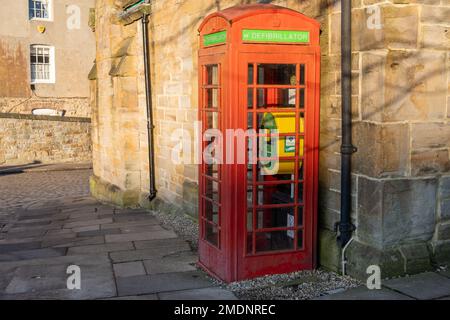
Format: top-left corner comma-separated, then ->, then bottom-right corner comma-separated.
0,114 -> 92,165
0,97 -> 91,118
319,0 -> 450,277
91,0 -> 450,278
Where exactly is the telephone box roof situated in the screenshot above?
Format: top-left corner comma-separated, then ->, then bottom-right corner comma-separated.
198,4 -> 320,32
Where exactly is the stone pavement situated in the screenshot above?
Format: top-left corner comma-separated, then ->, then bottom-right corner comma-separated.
0,168 -> 92,224
316,271 -> 450,300
0,196 -> 236,300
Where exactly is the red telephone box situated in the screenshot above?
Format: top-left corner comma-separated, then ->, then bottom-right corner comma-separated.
198,4 -> 320,282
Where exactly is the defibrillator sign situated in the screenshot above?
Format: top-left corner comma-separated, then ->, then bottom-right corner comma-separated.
285,136 -> 296,153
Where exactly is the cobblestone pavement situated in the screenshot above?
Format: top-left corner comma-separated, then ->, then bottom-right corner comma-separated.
0,170 -> 92,223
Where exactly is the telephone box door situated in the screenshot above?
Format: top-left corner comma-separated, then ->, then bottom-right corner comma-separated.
198,53 -> 231,281
236,52 -> 318,279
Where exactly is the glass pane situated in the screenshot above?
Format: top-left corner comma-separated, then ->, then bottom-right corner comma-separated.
247,112 -> 253,129
256,183 -> 295,206
205,163 -> 219,179
205,222 -> 219,247
256,206 -> 295,229
205,111 -> 219,129
204,200 -> 219,224
300,64 -> 305,85
206,88 -> 219,109
257,88 -> 296,108
297,229 -> 304,249
256,161 -> 294,182
299,89 -> 305,108
207,65 -> 218,85
257,64 -> 296,85
246,232 -> 253,254
299,112 -> 305,133
298,206 -> 304,227
255,231 -> 294,252
257,112 -> 296,131
298,183 -> 304,204
247,186 -> 253,208
205,178 -> 219,202
247,210 -> 253,231
248,64 -> 254,85
247,88 -> 253,109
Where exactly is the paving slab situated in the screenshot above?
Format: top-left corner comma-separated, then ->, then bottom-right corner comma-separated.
120,225 -> 167,233
110,246 -> 192,263
5,264 -> 69,294
113,213 -> 155,223
101,219 -> 160,230
1,267 -> 116,300
42,235 -> 105,248
64,218 -> 113,229
144,252 -> 198,275
116,271 -> 214,296
71,225 -> 100,233
77,228 -> 121,238
105,230 -> 177,243
67,242 -> 134,255
158,287 -> 238,300
314,286 -> 413,300
105,294 -> 158,300
134,238 -> 191,250
0,248 -> 67,262
5,229 -> 47,239
0,241 -> 42,254
114,262 -> 146,278
384,272 -> 450,300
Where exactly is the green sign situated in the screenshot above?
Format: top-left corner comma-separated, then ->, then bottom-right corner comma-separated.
242,29 -> 310,44
284,136 -> 296,153
203,31 -> 227,46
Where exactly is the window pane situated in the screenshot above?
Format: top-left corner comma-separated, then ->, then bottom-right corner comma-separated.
300,64 -> 305,85
257,64 -> 296,85
248,64 -> 254,85
205,222 -> 219,247
207,65 -> 218,85
205,178 -> 219,202
256,206 -> 295,229
257,88 -> 296,108
255,183 -> 295,206
299,89 -> 305,108
204,200 -> 219,224
297,229 -> 304,249
247,88 -> 253,109
298,206 -> 304,227
255,231 -> 294,252
205,111 -> 219,130
206,88 -> 219,108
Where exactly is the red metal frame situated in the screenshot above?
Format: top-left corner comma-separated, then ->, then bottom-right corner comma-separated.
198,4 -> 321,283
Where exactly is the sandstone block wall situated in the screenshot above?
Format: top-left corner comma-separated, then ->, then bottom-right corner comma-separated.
0,114 -> 92,165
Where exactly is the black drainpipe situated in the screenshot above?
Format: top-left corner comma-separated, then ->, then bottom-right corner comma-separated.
338,0 -> 356,247
142,13 -> 157,201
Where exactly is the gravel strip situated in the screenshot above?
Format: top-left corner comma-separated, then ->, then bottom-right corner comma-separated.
223,270 -> 361,300
150,209 -> 361,300
151,210 -> 199,250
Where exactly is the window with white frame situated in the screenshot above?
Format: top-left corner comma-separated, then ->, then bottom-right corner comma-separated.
30,45 -> 55,84
29,0 -> 52,20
